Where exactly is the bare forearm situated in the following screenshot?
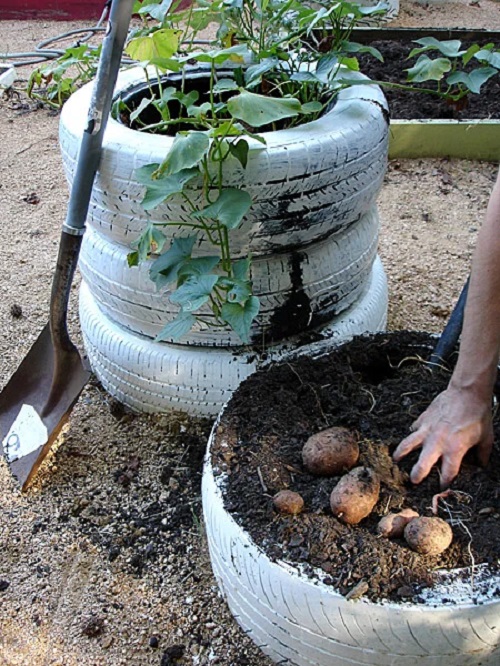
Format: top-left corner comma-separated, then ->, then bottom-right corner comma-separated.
451,170 -> 500,400
393,169 -> 500,487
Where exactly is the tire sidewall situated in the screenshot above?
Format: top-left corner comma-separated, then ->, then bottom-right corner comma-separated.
59,66 -> 389,255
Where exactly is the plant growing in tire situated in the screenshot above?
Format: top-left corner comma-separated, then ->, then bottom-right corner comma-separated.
58,0 -> 392,415
344,36 -> 500,118
108,0 -> 390,343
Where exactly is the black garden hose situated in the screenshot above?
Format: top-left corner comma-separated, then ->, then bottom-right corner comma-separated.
0,3 -> 109,68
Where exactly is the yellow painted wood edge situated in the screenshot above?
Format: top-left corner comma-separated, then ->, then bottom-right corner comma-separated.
388,120 -> 500,162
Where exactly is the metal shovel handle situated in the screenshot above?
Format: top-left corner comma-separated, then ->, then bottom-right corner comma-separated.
49,0 -> 134,353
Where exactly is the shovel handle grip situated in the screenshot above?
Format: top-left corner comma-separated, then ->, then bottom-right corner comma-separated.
64,0 -> 134,235
50,232 -> 84,352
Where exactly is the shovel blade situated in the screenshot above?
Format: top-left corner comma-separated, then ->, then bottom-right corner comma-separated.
0,323 -> 90,489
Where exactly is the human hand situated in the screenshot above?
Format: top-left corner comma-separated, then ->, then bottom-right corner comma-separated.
393,385 -> 494,488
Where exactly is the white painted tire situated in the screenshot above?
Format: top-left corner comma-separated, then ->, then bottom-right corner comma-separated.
59,67 -> 388,256
202,408 -> 500,666
0,63 -> 16,88
79,207 -> 379,346
78,256 -> 388,416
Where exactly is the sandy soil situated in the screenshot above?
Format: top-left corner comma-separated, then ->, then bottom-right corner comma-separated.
0,3 -> 499,665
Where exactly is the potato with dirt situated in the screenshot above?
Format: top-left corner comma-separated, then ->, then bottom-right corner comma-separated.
330,466 -> 380,524
302,427 -> 359,476
377,508 -> 419,538
404,516 -> 453,555
273,490 -> 304,515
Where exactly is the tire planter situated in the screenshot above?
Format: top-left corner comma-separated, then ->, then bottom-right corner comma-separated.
79,256 -> 387,417
78,207 -> 379,346
59,67 -> 389,256
202,334 -> 500,666
60,66 -> 389,414
203,454 -> 500,665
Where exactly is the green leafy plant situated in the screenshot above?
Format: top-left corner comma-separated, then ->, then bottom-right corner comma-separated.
28,0 -> 391,344
405,37 -> 500,105
27,44 -> 101,108
116,0 -> 388,343
344,37 -> 500,111
27,13 -> 500,344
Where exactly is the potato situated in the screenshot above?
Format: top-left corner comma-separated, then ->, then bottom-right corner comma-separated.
330,466 -> 380,524
302,427 -> 359,476
377,508 -> 419,538
404,517 -> 453,555
273,490 -> 304,515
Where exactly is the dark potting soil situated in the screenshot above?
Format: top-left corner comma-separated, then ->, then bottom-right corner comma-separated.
357,40 -> 500,120
211,331 -> 500,603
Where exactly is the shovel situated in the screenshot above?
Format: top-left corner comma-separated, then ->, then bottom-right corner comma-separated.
0,0 -> 134,490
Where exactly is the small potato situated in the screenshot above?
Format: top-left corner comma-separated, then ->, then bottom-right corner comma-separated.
404,517 -> 453,556
273,490 -> 304,515
302,427 -> 359,476
330,466 -> 380,525
377,508 -> 419,538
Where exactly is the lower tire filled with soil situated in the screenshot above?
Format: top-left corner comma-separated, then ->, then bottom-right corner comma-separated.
202,331 -> 500,665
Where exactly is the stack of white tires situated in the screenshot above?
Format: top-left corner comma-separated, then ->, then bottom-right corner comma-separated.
59,67 -> 390,417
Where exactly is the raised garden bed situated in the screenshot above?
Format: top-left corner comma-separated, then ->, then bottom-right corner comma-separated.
353,28 -> 500,160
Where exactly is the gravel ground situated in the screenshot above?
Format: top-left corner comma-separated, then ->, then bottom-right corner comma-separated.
0,3 -> 500,665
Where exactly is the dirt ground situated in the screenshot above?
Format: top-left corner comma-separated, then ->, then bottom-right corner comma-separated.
0,2 -> 500,665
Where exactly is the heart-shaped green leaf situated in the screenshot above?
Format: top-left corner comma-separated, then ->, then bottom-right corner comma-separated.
474,49 -> 500,69
226,278 -> 252,305
192,188 -> 252,229
125,28 -> 180,63
136,165 -> 199,210
409,37 -> 465,59
155,311 -> 196,342
228,139 -> 249,168
447,67 -> 497,94
191,44 -> 249,64
301,101 -> 323,114
232,256 -> 251,281
130,96 -> 152,123
150,236 -> 197,286
177,256 -> 221,284
129,223 -> 167,264
244,57 -> 279,87
212,78 -> 239,93
221,296 -> 260,343
406,55 -> 451,83
162,131 -> 210,176
170,274 -> 220,311
228,90 -> 301,128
